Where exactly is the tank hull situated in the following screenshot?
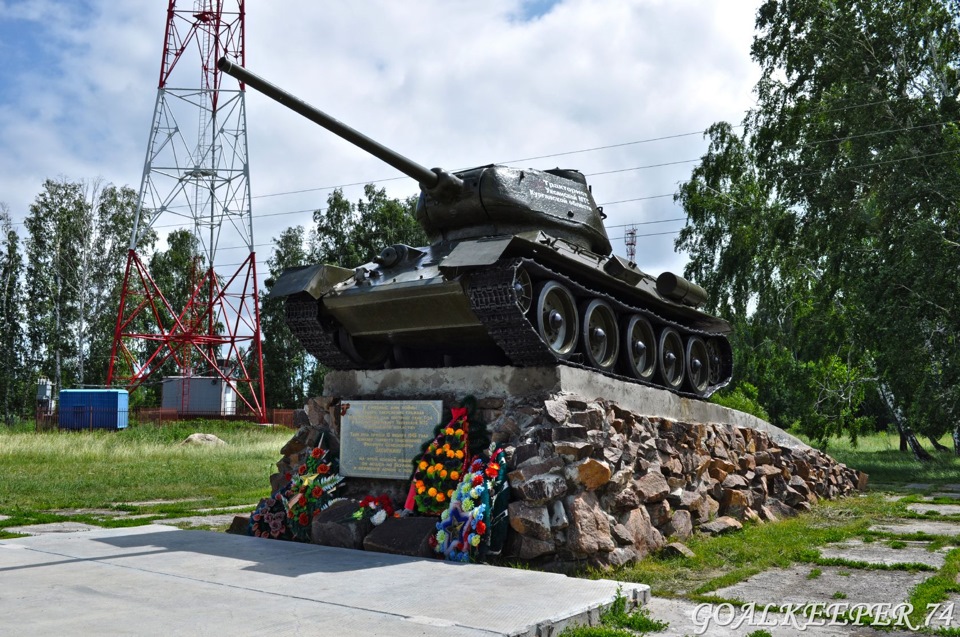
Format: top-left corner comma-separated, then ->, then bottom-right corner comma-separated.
277,233 -> 733,398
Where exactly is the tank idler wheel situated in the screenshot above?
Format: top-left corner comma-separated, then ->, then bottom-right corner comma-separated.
579,299 -> 619,371
337,329 -> 390,367
657,327 -> 685,390
513,267 -> 534,313
705,338 -> 724,385
684,336 -> 711,396
621,314 -> 657,381
532,280 -> 579,358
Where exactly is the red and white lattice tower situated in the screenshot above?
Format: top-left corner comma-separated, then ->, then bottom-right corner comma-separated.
107,0 -> 266,422
625,226 -> 638,263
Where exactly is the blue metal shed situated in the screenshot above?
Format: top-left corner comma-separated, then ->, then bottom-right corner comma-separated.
58,389 -> 129,431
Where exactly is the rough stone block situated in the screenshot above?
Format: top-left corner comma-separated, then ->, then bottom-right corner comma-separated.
661,542 -> 695,558
645,500 -> 671,527
612,486 -> 640,512
546,424 -> 588,441
513,473 -> 568,505
566,491 -> 615,555
634,471 -> 670,503
508,502 -> 552,541
720,488 -> 751,519
507,456 -> 563,483
512,442 -> 541,466
362,516 -> 437,558
507,533 -> 556,560
311,499 -> 372,549
576,458 -> 612,490
226,515 -> 250,535
543,399 -> 569,423
555,441 -> 594,460
621,505 -> 665,556
721,474 -> 749,490
662,509 -> 692,540
549,499 -> 569,529
698,516 -> 742,536
569,408 -> 604,431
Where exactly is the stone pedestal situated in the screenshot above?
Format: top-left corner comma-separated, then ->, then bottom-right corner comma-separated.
262,365 -> 866,568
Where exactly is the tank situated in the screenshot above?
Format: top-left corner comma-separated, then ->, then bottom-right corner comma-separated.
219,57 -> 733,397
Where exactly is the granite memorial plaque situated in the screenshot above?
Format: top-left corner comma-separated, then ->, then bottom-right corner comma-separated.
340,400 -> 443,479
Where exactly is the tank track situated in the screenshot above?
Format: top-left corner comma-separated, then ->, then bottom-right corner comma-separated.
466,258 -> 732,399
285,294 -> 359,370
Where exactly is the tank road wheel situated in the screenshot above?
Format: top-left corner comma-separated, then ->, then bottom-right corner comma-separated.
621,315 -> 656,381
705,338 -> 724,385
579,299 -> 619,371
337,329 -> 390,367
533,281 -> 579,358
513,267 -> 534,313
657,328 -> 685,390
684,336 -> 711,396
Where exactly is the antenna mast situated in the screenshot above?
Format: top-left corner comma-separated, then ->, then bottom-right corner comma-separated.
108,0 -> 266,423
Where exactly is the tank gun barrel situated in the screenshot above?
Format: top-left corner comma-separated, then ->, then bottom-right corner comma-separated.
217,56 -> 440,188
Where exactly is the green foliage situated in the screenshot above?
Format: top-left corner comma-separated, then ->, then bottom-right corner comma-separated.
677,0 -> 960,449
710,382 -> 770,422
310,185 -> 426,268
599,588 -> 669,633
259,226 -> 316,408
560,587 -> 668,637
260,184 -> 425,407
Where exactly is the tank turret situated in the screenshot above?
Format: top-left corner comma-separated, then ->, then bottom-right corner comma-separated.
219,57 -> 733,397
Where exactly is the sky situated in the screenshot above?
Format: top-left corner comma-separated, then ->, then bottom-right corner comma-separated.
0,0 -> 762,279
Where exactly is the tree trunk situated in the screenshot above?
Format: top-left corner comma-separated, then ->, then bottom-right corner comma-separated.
879,385 -> 932,461
928,435 -> 950,452
953,425 -> 960,457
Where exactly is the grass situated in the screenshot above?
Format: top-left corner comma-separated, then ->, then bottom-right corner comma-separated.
0,419 -> 290,533
805,431 -> 960,487
561,587 -> 668,637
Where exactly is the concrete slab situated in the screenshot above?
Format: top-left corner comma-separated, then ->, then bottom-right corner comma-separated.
907,503 -> 960,516
47,508 -> 130,518
0,514 -> 10,522
195,504 -> 257,513
6,521 -> 103,535
713,565 -> 927,608
0,525 -> 648,637
871,520 -> 960,537
152,514 -> 238,528
940,484 -> 960,492
930,492 -> 960,500
902,483 -> 934,491
326,365 -> 811,450
118,497 -> 206,507
818,539 -> 947,569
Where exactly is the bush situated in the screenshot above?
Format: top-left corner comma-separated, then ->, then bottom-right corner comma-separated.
711,382 -> 771,422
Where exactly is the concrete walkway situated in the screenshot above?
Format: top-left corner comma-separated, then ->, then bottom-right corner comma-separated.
0,525 -> 648,637
640,490 -> 960,636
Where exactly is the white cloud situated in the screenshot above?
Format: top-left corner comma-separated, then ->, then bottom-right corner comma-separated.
0,0 -> 761,278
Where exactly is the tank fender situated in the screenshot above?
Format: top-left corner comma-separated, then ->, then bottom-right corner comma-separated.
439,236 -> 516,269
267,263 -> 354,300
